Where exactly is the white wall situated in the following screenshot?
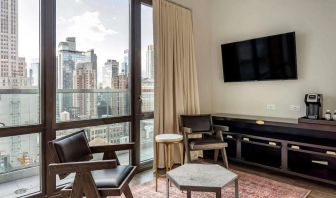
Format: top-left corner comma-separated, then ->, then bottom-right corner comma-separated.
173,0 -> 336,118
209,0 -> 336,118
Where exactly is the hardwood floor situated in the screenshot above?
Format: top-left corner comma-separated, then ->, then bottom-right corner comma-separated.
131,161 -> 336,198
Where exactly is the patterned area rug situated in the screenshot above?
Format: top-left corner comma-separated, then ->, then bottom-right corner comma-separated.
127,170 -> 311,198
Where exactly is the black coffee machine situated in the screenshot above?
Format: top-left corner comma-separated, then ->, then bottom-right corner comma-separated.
304,94 -> 323,119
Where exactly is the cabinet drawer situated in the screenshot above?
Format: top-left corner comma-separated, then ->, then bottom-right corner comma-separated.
288,149 -> 336,181
242,142 -> 281,168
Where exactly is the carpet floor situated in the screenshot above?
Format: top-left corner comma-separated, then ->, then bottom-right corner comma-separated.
125,169 -> 311,198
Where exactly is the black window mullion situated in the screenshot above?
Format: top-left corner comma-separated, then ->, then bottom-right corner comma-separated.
55,116 -> 132,131
41,0 -> 56,196
130,0 -> 142,167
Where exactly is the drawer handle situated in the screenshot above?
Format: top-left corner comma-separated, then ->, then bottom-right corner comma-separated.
291,145 -> 300,149
256,120 -> 265,125
227,135 -> 233,139
243,138 -> 250,142
269,142 -> 277,146
312,160 -> 328,166
326,151 -> 336,156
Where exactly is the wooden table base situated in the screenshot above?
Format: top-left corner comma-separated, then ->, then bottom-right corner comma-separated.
166,178 -> 239,198
155,141 -> 184,192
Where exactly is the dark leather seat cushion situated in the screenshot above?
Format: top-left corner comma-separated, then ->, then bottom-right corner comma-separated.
91,165 -> 134,188
68,165 -> 134,189
189,139 -> 228,150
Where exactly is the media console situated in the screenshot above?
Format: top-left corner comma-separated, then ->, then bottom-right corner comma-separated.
208,114 -> 336,185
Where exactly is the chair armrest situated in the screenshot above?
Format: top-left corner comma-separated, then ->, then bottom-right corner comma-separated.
49,160 -> 117,175
213,125 -> 229,132
213,125 -> 229,141
90,142 -> 135,153
182,127 -> 192,134
182,127 -> 213,135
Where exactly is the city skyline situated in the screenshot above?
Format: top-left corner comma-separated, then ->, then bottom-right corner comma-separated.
1,0 -> 155,126
14,0 -> 153,87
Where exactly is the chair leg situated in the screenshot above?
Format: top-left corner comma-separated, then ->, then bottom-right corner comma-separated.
71,174 -> 84,198
81,173 -> 101,198
186,149 -> 192,163
221,148 -> 229,169
214,149 -> 219,163
123,185 -> 133,198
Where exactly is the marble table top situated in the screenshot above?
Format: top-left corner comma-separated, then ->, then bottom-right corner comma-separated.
167,164 -> 237,189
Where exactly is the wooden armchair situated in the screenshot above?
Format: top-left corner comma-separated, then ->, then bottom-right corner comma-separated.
181,114 -> 229,168
48,130 -> 136,198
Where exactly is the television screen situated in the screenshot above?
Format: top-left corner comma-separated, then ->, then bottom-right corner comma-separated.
221,32 -> 297,82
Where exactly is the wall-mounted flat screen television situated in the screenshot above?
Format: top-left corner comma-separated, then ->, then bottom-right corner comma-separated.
221,32 -> 297,82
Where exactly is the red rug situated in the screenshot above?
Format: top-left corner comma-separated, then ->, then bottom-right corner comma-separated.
127,170 -> 311,198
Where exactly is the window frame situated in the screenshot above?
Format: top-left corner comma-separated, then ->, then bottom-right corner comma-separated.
0,0 -> 154,196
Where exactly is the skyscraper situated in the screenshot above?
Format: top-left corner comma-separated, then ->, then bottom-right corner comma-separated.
0,0 -> 28,89
121,49 -> 129,76
72,62 -> 97,119
145,45 -> 154,79
101,58 -> 129,116
28,58 -> 39,87
102,59 -> 119,89
58,37 -> 97,90
57,37 -> 97,119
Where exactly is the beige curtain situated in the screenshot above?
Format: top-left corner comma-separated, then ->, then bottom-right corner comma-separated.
153,0 -> 200,168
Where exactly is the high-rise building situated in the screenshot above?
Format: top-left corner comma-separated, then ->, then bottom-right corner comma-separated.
58,37 -> 97,89
121,49 -> 129,76
102,59 -> 119,89
141,78 -> 154,112
100,58 -> 129,116
111,75 -> 129,116
72,62 -> 97,119
0,0 -> 28,89
145,45 -> 154,79
28,58 -> 39,87
57,37 -> 97,119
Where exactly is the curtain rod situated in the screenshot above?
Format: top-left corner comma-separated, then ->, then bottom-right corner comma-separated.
165,0 -> 192,12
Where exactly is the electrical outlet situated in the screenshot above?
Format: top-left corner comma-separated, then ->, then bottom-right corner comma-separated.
266,104 -> 276,111
289,105 -> 300,112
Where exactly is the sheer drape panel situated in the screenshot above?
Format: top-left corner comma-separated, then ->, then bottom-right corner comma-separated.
153,0 -> 200,168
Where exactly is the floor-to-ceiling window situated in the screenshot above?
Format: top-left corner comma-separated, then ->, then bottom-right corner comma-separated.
0,0 -> 154,197
54,0 -> 132,188
140,2 -> 154,162
0,0 -> 41,197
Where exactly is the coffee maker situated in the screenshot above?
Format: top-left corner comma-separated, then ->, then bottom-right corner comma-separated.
304,94 -> 323,119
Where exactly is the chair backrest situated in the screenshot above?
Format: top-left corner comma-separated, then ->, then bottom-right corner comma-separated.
49,130 -> 93,163
180,114 -> 213,133
49,130 -> 93,179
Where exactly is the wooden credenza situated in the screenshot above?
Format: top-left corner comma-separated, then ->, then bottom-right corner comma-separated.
210,114 -> 336,185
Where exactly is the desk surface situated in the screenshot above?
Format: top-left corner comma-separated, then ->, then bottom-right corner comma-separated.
212,113 -> 336,133
212,113 -> 298,124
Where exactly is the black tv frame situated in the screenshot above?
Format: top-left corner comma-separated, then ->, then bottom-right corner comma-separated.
221,32 -> 298,83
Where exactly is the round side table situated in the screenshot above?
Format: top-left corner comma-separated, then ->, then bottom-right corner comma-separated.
155,133 -> 184,192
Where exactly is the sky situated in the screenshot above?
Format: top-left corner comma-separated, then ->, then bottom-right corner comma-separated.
18,0 -> 153,84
